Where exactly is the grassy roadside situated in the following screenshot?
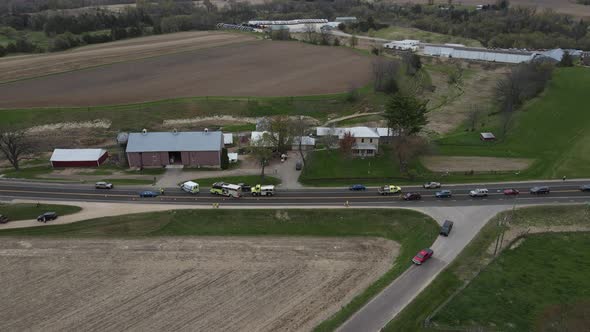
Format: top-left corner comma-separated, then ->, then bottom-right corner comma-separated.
0,208 -> 439,331
385,204 -> 590,331
0,203 -> 81,221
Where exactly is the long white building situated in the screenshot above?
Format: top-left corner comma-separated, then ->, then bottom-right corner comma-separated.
423,44 -> 535,63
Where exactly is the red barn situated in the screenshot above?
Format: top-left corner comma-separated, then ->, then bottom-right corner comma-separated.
50,149 -> 108,167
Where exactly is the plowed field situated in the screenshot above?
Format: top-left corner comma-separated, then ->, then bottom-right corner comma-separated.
0,40 -> 373,108
0,237 -> 397,331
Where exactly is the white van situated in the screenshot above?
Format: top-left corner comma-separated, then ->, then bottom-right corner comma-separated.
180,181 -> 200,194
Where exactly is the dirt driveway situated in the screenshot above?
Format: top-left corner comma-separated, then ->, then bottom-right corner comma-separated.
0,41 -> 373,108
0,236 -> 397,332
421,156 -> 533,172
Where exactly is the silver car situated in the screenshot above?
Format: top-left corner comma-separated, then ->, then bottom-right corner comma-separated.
95,181 -> 113,189
423,181 -> 441,189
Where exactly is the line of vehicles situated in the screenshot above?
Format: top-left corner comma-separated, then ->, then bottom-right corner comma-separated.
348,182 -> 590,200
93,180 -> 590,200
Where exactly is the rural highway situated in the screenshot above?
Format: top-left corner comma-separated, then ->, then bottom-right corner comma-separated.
1,179 -> 589,207
1,178 -> 589,332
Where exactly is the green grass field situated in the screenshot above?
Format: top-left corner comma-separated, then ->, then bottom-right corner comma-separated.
367,26 -> 482,47
0,89 -> 376,130
299,145 -> 430,186
0,208 -> 439,331
190,175 -> 281,187
433,232 -> 590,331
386,204 -> 590,331
436,67 -> 590,180
0,203 -> 81,221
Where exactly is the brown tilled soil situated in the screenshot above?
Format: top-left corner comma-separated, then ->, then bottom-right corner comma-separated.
421,156 -> 533,172
0,40 -> 372,108
0,237 -> 397,332
0,31 -> 255,83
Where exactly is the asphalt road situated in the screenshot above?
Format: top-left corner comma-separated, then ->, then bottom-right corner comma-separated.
1,178 -> 589,332
1,179 -> 589,207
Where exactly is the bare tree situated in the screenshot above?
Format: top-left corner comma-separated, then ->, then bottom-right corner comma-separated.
0,130 -> 33,171
268,115 -> 292,154
349,34 -> 358,48
372,57 -> 401,94
304,23 -> 317,44
393,135 -> 428,173
467,104 -> 481,131
319,29 -> 331,45
339,132 -> 355,158
292,116 -> 310,165
320,125 -> 339,152
249,133 -> 274,178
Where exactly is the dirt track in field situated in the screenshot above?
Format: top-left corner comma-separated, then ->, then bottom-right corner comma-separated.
0,237 -> 397,331
0,31 -> 255,84
0,40 -> 372,108
422,156 -> 534,172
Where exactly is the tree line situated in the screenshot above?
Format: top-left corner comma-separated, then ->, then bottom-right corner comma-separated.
2,0 -> 589,57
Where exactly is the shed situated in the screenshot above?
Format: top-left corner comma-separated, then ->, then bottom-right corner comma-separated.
223,133 -> 234,145
480,132 -> 496,141
50,149 -> 108,167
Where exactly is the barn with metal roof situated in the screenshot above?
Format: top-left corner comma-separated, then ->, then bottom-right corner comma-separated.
126,131 -> 223,168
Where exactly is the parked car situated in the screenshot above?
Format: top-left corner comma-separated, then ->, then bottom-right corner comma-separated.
0,214 -> 8,224
423,181 -> 441,189
503,188 -> 519,195
412,248 -> 434,265
295,161 -> 303,171
530,186 -> 550,194
95,181 -> 113,189
469,188 -> 488,197
238,183 -> 252,192
435,190 -> 452,198
440,220 -> 454,236
403,192 -> 422,201
580,184 -> 590,192
349,184 -> 366,191
37,212 -> 58,222
139,191 -> 159,198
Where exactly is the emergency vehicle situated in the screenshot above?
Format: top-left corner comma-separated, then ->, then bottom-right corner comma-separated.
251,184 -> 275,196
378,185 -> 402,195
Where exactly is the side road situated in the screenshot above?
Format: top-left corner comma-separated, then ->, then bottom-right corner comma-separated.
337,204 -> 512,332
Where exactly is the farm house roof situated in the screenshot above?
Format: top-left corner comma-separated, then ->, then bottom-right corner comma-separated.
126,131 -> 222,153
50,149 -> 107,162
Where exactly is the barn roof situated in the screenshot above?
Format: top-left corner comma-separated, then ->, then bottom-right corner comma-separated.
126,131 -> 222,153
50,149 -> 107,162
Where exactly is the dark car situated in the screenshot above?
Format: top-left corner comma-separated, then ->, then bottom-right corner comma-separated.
349,184 -> 366,191
530,186 -> 550,194
412,248 -> 434,265
440,220 -> 454,236
295,161 -> 303,171
139,191 -> 159,198
0,214 -> 8,224
37,212 -> 58,222
403,192 -> 422,201
435,190 -> 452,198
580,184 -> 590,192
503,188 -> 519,195
238,183 -> 252,192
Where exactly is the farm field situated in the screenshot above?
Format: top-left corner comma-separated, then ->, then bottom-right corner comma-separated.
0,40 -> 373,108
0,237 -> 396,331
0,208 -> 438,330
0,31 -> 255,83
